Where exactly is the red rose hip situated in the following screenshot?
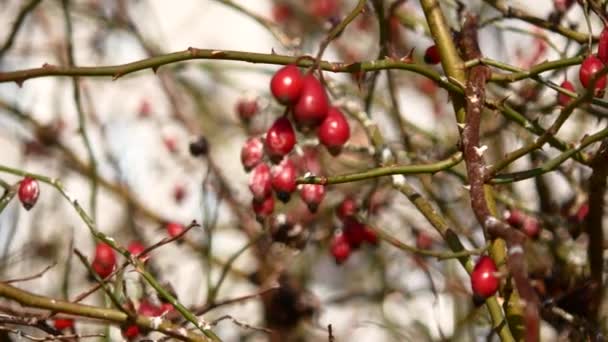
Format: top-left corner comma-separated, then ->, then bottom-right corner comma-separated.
271,157 -> 297,202
318,106 -> 350,155
127,241 -> 149,262
249,163 -> 272,201
330,233 -> 351,264
92,242 -> 116,279
579,55 -> 606,94
265,117 -> 296,162
241,137 -> 264,172
598,26 -> 608,64
424,45 -> 440,65
236,97 -> 258,121
270,65 -> 303,105
300,184 -> 325,213
166,222 -> 185,238
336,196 -> 358,221
53,318 -> 74,330
252,195 -> 274,222
18,176 -> 40,210
293,75 -> 329,129
558,80 -> 575,106
471,256 -> 499,299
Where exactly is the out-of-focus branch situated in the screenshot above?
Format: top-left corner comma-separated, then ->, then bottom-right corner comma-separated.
0,0 -> 43,60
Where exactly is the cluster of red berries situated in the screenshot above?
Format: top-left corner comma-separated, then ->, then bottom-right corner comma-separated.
572,27 -> 608,98
241,64 -> 351,221
330,197 -> 378,264
470,255 -> 500,301
504,209 -> 541,239
122,299 -> 174,340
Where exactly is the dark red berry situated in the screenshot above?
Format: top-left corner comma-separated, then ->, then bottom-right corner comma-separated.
270,65 -> 304,105
330,233 -> 351,264
505,209 -> 525,227
362,225 -> 379,245
18,177 -> 40,210
272,3 -> 293,23
252,195 -> 274,222
416,231 -> 433,250
471,256 -> 499,299
271,157 -> 297,202
265,117 -> 296,162
336,196 -> 358,221
173,184 -> 186,204
92,242 -> 116,279
122,324 -> 140,340
159,302 -> 174,315
53,318 -> 74,330
293,75 -> 329,129
558,80 -> 575,106
249,163 -> 272,201
127,241 -> 149,262
424,45 -> 440,65
521,217 -> 541,239
166,222 -> 185,238
343,218 -> 366,248
299,184 -> 325,213
138,300 -> 162,317
317,106 -> 350,155
241,137 -> 264,172
236,97 -> 258,121
599,27 -> 608,64
573,202 -> 589,223
579,55 -> 606,93
310,0 -> 339,18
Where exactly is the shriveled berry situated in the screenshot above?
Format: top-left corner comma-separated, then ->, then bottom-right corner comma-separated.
471,256 -> 499,299
424,45 -> 440,64
241,137 -> 264,172
300,184 -> 325,213
293,75 -> 329,129
18,177 -> 40,210
265,117 -> 296,162
599,27 -> 608,64
336,196 -> 358,221
317,106 -> 350,155
189,136 -> 209,157
271,157 -> 297,202
579,55 -> 606,94
249,163 -> 272,201
558,80 -> 575,106
92,242 -> 116,279
270,65 -> 303,105
127,241 -> 149,262
252,195 -> 274,222
53,318 -> 74,330
166,222 -> 185,238
330,233 -> 351,264
236,97 -> 258,121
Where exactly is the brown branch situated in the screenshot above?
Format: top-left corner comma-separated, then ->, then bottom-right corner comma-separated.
458,13 -> 540,342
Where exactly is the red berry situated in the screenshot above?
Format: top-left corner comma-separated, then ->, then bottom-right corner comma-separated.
330,233 -> 351,264
293,75 -> 329,129
343,218 -> 366,248
271,157 -> 297,202
265,117 -> 296,162
471,256 -> 500,299
138,300 -> 161,317
18,177 -> 40,210
310,0 -> 340,18
92,243 -> 116,279
270,65 -> 303,105
362,225 -> 379,245
241,137 -> 264,172
336,196 -> 358,221
424,45 -> 440,64
252,195 -> 274,222
166,222 -> 185,238
53,318 -> 74,330
317,106 -> 350,155
159,302 -> 174,315
127,241 -> 149,262
599,27 -> 608,64
122,324 -> 140,340
416,231 -> 433,250
236,97 -> 258,121
558,80 -> 575,106
575,202 -> 589,222
505,209 -> 525,227
579,55 -> 606,93
521,217 -> 541,239
272,3 -> 293,24
299,184 -> 325,213
249,163 -> 272,202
